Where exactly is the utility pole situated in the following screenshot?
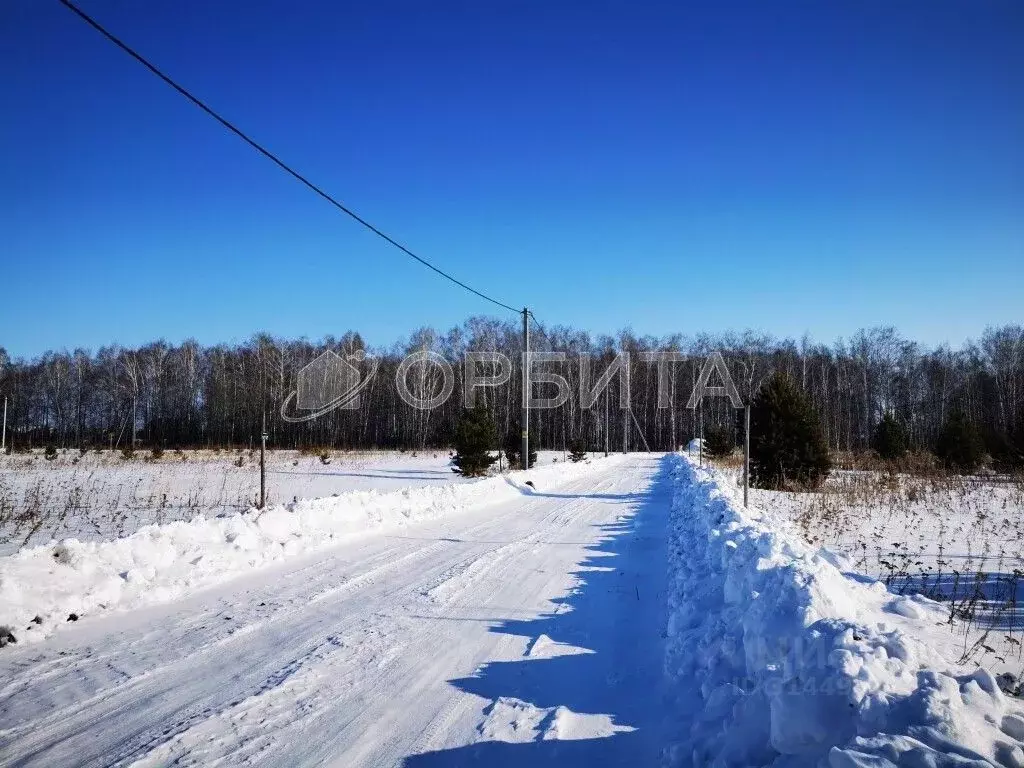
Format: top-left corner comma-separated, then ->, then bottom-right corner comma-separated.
259,411 -> 268,509
2,396 -> 6,454
743,404 -> 751,507
621,365 -> 629,453
604,385 -> 609,457
521,308 -> 530,471
622,403 -> 628,453
698,400 -> 704,467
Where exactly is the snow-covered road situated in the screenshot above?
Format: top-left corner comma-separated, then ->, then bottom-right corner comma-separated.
0,454 -> 674,767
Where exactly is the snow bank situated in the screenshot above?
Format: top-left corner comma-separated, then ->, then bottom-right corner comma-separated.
0,456 -> 622,645
665,454 -> 1024,767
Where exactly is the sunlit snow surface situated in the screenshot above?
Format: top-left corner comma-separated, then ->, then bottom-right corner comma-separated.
0,452 -> 1021,766
667,456 -> 1024,766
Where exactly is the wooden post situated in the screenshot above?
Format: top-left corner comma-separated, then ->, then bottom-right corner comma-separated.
744,404 -> 750,507
259,412 -> 268,509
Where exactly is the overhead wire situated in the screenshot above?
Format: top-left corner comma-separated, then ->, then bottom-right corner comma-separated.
58,0 -> 521,314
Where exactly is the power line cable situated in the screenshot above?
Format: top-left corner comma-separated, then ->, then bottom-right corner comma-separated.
527,311 -> 549,338
58,0 -> 520,314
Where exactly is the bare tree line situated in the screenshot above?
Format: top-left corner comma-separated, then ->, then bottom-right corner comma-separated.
2,321 -> 1022,457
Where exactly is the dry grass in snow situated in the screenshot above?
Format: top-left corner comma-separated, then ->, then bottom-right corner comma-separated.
715,459 -> 1024,691
0,448 -> 569,556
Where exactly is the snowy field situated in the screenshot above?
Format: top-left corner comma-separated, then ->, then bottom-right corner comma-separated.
716,463 -> 1024,686
0,452 -> 1022,766
0,448 -> 568,556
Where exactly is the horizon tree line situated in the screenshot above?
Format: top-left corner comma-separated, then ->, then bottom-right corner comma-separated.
1,321 -> 1022,463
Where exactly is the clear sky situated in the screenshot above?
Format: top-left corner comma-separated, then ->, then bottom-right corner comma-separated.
2,1 -> 1021,358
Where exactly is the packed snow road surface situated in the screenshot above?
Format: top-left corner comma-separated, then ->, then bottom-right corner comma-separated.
0,455 -> 673,767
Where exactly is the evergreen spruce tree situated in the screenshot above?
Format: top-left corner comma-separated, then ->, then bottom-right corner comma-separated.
750,372 -> 831,490
568,439 -> 587,463
451,405 -> 498,477
503,427 -> 538,470
703,425 -> 734,459
985,408 -> 1024,472
871,413 -> 908,461
935,411 -> 984,473
1010,416 -> 1024,471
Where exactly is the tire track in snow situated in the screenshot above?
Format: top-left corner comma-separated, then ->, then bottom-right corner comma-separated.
0,538 -> 455,745
127,491 -> 602,765
121,486 -> 612,765
0,456 -> 655,767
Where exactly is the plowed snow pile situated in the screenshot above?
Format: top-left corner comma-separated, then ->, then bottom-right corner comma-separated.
666,454 -> 1024,767
0,456 -> 622,645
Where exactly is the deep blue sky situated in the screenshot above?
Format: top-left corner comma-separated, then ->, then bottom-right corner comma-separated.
2,1 -> 1021,358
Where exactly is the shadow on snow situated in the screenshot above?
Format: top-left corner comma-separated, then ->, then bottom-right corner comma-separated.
268,468 -> 456,482
404,454 -> 678,767
886,571 -> 1024,632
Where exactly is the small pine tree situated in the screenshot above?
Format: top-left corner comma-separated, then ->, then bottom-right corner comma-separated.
703,425 -> 734,459
871,413 -> 908,461
984,429 -> 1018,472
504,427 -> 538,470
452,405 -> 499,477
985,410 -> 1024,472
568,439 -> 587,463
936,411 -> 984,473
750,372 -> 831,490
1009,418 -> 1024,472
44,445 -> 58,461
